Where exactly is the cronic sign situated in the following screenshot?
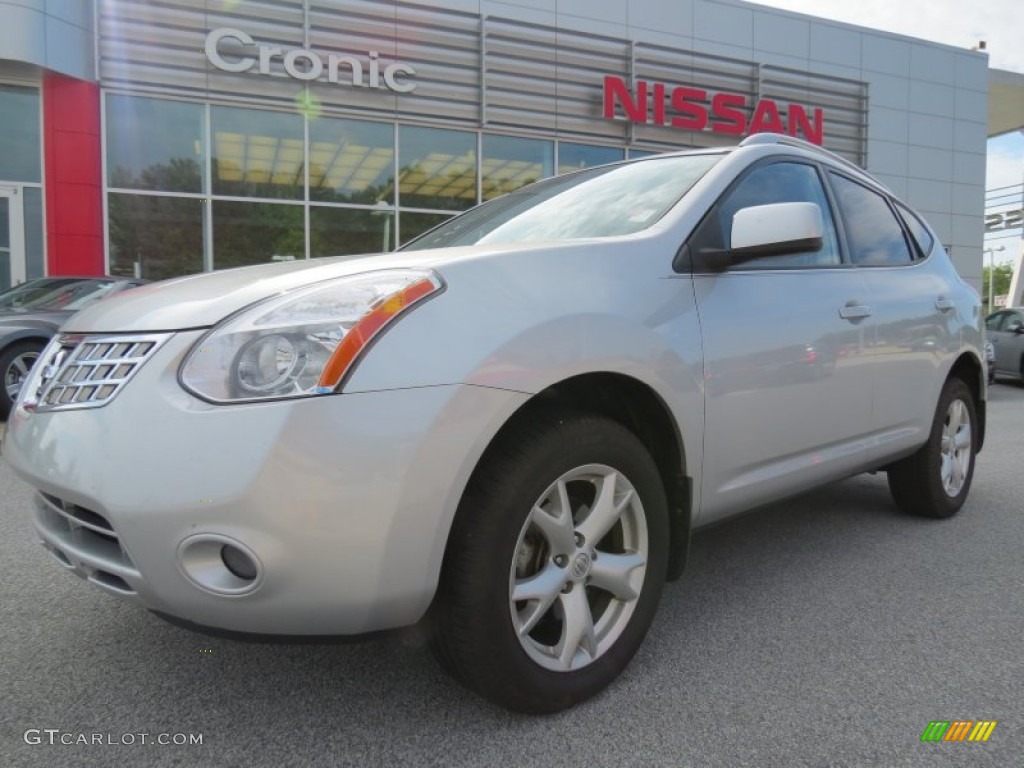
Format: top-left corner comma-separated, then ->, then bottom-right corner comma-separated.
204,28 -> 417,93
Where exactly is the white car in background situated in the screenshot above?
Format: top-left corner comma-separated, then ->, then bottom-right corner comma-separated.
4,135 -> 986,713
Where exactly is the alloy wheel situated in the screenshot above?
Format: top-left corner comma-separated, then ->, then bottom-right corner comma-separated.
4,350 -> 40,401
940,398 -> 972,497
509,464 -> 648,672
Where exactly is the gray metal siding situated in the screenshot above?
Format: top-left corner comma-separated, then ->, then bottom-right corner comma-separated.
98,0 -> 868,160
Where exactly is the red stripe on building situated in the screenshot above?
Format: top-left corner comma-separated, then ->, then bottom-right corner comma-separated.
43,73 -> 104,276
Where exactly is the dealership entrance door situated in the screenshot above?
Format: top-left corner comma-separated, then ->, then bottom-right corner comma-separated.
0,186 -> 27,291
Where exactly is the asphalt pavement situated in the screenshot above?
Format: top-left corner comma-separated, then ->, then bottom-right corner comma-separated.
2,383 -> 1022,768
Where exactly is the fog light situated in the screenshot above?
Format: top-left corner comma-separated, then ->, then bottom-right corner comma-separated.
221,543 -> 258,581
177,534 -> 263,595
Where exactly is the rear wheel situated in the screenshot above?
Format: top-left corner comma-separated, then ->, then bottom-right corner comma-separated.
431,412 -> 669,713
0,341 -> 44,420
887,377 -> 977,518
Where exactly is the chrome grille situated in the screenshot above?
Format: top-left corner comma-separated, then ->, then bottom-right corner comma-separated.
21,333 -> 169,412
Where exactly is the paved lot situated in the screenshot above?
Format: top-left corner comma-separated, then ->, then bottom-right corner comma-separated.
1,383 -> 1022,768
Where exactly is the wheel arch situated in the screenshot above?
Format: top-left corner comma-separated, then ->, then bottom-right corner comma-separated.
948,351 -> 985,453
447,371 -> 693,582
0,332 -> 51,352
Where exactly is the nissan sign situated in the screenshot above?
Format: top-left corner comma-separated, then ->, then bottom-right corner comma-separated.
602,75 -> 825,144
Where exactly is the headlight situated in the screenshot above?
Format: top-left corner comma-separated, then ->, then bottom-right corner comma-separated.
180,270 -> 442,403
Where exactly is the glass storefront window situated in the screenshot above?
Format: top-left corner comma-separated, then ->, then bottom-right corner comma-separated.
212,107 -> 304,200
399,212 -> 453,245
310,118 -> 395,205
310,206 -> 394,257
98,101 -> 639,279
481,135 -> 553,201
0,85 -> 41,183
212,201 -> 304,269
108,194 -> 204,280
558,142 -> 623,175
106,95 -> 204,192
23,187 -> 44,280
398,126 -> 477,211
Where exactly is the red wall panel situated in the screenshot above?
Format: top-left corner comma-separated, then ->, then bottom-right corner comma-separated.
43,74 -> 104,276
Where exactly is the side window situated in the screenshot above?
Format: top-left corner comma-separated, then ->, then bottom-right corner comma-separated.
894,202 -> 934,259
829,173 -> 913,266
690,162 -> 841,268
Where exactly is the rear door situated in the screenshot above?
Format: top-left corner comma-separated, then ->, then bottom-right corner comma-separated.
692,160 -> 876,524
825,175 -> 958,447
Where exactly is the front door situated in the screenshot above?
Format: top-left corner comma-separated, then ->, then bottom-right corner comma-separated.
689,160 -> 876,524
0,186 -> 27,291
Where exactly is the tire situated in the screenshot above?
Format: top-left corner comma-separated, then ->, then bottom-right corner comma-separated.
887,377 -> 977,518
0,341 -> 44,420
430,411 -> 669,713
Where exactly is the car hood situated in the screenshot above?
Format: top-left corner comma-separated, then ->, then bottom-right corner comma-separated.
0,310 -> 72,329
63,247 -> 508,333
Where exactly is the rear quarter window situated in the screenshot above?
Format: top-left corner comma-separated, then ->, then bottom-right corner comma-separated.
894,202 -> 935,259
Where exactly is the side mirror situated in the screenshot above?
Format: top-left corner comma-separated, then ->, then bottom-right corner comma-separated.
695,202 -> 824,271
1009,321 -> 1024,334
730,201 -> 824,257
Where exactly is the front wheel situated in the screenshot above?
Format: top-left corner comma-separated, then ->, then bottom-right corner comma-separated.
430,412 -> 669,713
887,377 -> 977,518
0,341 -> 44,420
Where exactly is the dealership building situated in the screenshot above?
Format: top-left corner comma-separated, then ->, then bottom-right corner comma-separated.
1,0 -> 1022,290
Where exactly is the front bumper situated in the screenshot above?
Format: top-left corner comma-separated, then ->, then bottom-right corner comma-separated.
4,331 -> 528,635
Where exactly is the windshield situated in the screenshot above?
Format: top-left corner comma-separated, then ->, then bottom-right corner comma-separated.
16,280 -> 121,312
0,279 -> 86,310
401,153 -> 722,250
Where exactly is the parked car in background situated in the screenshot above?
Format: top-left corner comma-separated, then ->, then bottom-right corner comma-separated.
985,340 -> 996,384
3,135 -> 986,713
0,277 -> 147,418
985,308 -> 1024,383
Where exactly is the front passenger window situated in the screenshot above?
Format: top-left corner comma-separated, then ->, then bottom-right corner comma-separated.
689,162 -> 841,268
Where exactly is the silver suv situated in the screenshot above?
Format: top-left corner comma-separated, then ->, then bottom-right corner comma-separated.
4,135 -> 985,713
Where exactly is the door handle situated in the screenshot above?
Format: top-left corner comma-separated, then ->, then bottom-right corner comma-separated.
839,303 -> 872,320
935,296 -> 955,311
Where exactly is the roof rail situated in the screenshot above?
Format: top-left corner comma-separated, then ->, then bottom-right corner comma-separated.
739,133 -> 866,176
